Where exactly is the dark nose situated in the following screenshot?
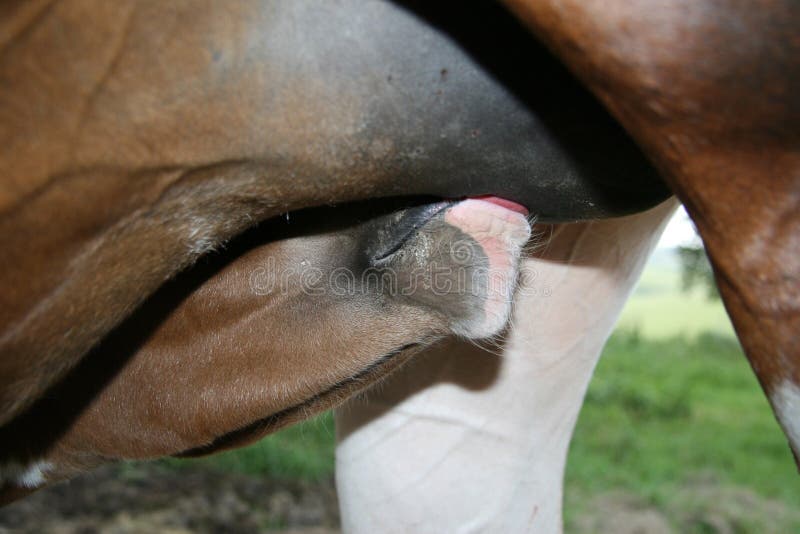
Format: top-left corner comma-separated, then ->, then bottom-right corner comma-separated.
370,201 -> 453,262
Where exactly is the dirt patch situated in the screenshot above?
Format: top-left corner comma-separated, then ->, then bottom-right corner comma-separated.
569,481 -> 800,534
571,493 -> 673,534
4,463 -> 795,533
0,463 -> 340,533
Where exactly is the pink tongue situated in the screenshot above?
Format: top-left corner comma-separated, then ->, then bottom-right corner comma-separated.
469,195 -> 529,216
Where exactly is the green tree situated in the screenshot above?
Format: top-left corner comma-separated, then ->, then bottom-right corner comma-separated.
676,243 -> 720,300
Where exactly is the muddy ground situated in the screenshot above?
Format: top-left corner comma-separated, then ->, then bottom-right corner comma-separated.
1,463 -> 795,533
0,463 -> 340,534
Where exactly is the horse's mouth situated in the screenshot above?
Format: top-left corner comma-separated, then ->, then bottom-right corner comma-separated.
369,195 -> 529,265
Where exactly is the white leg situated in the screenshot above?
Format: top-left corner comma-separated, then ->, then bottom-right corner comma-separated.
334,199 -> 677,533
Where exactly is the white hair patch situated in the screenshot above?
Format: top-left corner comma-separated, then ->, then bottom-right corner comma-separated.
771,380 -> 800,453
0,460 -> 53,488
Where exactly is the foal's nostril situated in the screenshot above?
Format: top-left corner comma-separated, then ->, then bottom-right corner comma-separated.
370,201 -> 453,262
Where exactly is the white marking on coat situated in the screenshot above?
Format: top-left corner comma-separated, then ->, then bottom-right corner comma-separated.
0,460 -> 53,488
772,380 -> 800,450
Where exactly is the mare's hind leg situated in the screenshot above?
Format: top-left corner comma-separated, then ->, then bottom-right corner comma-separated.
334,199 -> 676,532
500,0 -> 800,461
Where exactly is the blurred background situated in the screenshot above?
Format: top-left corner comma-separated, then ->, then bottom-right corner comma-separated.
2,207 -> 798,533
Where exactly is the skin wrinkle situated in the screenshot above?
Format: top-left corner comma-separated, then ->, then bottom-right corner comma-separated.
0,1 -> 111,207
0,162 -> 189,222
391,407 -> 510,443
1,162 -> 209,334
376,422 -> 476,506
0,0 -> 57,58
65,3 -> 138,168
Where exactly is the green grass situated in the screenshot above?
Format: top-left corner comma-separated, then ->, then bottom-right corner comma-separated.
616,265 -> 734,339
564,330 -> 800,532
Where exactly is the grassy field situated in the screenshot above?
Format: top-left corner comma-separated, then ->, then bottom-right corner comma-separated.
615,249 -> 734,339
564,332 -> 799,532
167,250 -> 800,531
